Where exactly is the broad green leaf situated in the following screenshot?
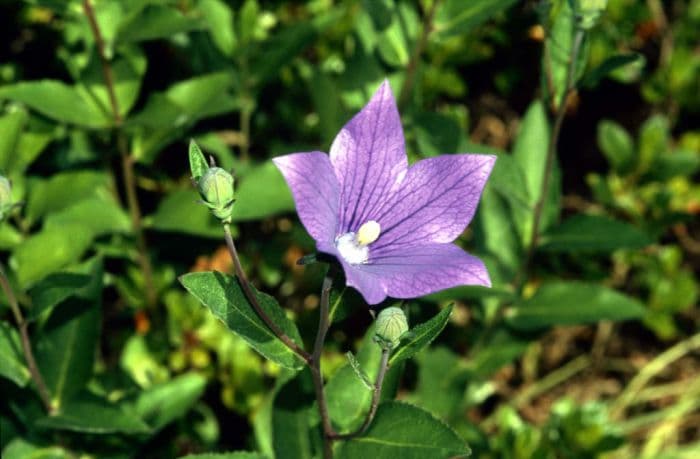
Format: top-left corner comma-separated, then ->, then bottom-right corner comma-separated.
25,171 -> 111,225
36,394 -> 150,434
11,224 -> 93,289
147,189 -> 222,238
179,271 -> 305,370
597,119 -> 635,173
377,3 -> 418,68
233,161 -> 294,221
15,130 -> 53,174
0,80 -> 110,128
189,140 -> 209,181
336,402 -> 470,459
389,305 -> 452,365
200,0 -> 237,56
1,438 -> 71,459
43,197 -> 131,239
134,373 -> 207,431
0,322 -> 30,387
271,369 -> 317,459
433,0 -> 518,40
325,326 -> 381,431
34,260 -> 103,407
411,347 -> 468,419
116,4 -> 202,44
539,214 -> 652,252
28,273 -> 92,322
506,281 -> 646,330
181,453 -> 268,459
0,110 -> 27,173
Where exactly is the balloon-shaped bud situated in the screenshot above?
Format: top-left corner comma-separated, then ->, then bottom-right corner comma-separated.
198,167 -> 235,223
374,306 -> 409,350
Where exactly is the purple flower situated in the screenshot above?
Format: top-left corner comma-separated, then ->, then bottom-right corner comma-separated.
273,81 -> 495,305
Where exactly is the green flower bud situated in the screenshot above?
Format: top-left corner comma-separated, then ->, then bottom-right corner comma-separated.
198,167 -> 235,223
0,175 -> 14,222
374,307 -> 409,350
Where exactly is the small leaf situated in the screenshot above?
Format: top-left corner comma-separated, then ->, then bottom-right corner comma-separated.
134,373 -> 207,431
179,271 -> 305,370
0,110 -> 28,173
28,273 -> 92,322
346,351 -> 373,390
336,401 -> 470,459
199,0 -> 237,56
389,305 -> 452,365
36,394 -> 150,434
116,4 -> 202,44
582,53 -> 645,87
506,281 -> 646,330
539,214 -> 652,252
597,119 -> 635,173
189,140 -> 209,181
0,321 -> 30,387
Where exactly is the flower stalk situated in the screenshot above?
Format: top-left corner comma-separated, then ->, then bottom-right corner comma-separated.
0,262 -> 55,414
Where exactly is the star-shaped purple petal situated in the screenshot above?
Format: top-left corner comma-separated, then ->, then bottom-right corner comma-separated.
274,81 -> 495,305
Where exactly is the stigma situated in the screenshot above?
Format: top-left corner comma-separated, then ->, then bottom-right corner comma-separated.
335,220 -> 381,265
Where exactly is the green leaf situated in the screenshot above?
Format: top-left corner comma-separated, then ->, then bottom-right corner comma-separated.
189,140 -> 209,182
506,281 -> 646,330
433,0 -> 518,40
0,110 -> 28,173
389,305 -> 452,365
411,347 -> 469,419
1,438 -> 71,459
11,224 -> 93,289
336,401 -> 470,459
233,161 -> 294,221
43,197 -> 132,239
116,4 -> 202,44
0,321 -> 30,387
377,3 -> 418,68
146,189 -> 222,238
413,112 -> 462,158
181,453 -> 269,459
36,394 -> 150,434
270,369 -> 317,459
346,351 -> 374,390
134,373 -> 207,431
200,0 -> 237,56
539,214 -> 652,252
597,119 -> 635,173
249,24 -> 317,87
28,273 -> 92,322
34,260 -> 103,407
582,53 -> 645,87
638,114 -> 669,173
0,80 -> 110,128
25,171 -> 111,225
179,271 -> 305,370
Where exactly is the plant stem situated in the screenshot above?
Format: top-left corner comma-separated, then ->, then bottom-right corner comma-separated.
82,0 -> 157,309
398,0 -> 439,109
311,274 -> 336,458
222,223 -> 311,363
0,263 -> 54,414
331,348 -> 390,440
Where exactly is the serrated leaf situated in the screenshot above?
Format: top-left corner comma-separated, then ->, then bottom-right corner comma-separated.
36,394 -> 150,434
179,271 -> 305,370
336,401 -> 470,459
134,373 -> 207,431
189,140 -> 209,181
28,273 -> 92,322
0,321 -> 30,387
389,305 -> 452,365
539,214 -> 652,252
506,281 -> 646,330
346,351 -> 373,390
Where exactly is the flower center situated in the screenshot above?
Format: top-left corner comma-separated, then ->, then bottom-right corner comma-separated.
335,220 -> 381,265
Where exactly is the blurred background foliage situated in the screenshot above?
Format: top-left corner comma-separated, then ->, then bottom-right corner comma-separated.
0,0 -> 698,458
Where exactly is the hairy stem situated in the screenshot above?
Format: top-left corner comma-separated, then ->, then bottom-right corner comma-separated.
82,0 -> 157,308
0,263 -> 54,414
331,348 -> 390,440
311,274 -> 336,458
222,224 -> 311,363
398,0 -> 439,109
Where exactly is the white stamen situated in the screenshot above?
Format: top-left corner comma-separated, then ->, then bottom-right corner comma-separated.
336,233 -> 369,265
356,220 -> 381,246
